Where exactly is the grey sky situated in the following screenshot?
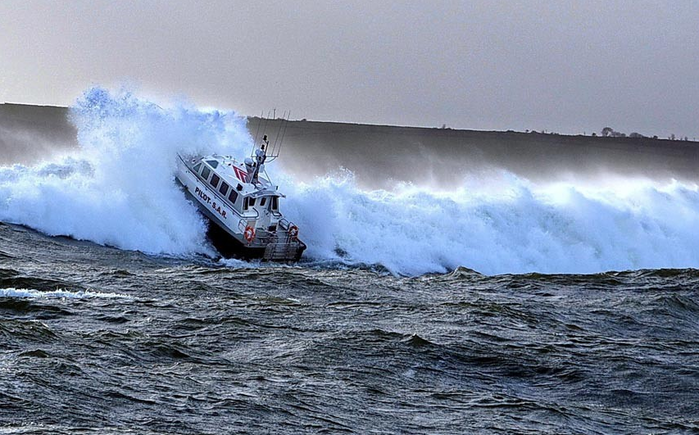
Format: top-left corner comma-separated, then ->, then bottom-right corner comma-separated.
1,0 -> 697,138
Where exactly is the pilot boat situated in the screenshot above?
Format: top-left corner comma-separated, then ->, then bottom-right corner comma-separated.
175,137 -> 306,261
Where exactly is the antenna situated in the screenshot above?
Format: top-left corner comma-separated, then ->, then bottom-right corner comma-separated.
253,109 -> 263,145
250,109 -> 291,164
272,110 -> 286,151
265,111 -> 290,163
263,109 -> 273,138
251,110 -> 272,157
278,111 -> 290,151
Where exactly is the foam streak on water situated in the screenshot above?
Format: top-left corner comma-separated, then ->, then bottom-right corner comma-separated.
0,287 -> 129,299
1,87 -> 699,276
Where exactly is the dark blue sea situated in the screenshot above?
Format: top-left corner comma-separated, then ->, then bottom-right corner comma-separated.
1,223 -> 697,434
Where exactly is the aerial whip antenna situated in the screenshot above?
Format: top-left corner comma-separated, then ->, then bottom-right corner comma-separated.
253,110 -> 263,145
272,111 -> 286,149
275,111 -> 291,159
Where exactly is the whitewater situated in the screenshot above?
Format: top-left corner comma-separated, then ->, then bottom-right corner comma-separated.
1,87 -> 699,276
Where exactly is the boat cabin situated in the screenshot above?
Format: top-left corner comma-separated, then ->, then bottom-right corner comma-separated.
188,155 -> 283,229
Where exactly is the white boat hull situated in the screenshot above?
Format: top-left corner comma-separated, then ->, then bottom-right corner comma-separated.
175,155 -> 306,261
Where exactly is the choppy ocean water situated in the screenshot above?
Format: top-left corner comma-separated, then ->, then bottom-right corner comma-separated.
1,222 -> 698,434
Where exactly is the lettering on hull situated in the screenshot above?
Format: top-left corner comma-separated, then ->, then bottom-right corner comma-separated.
195,186 -> 227,219
195,186 -> 211,203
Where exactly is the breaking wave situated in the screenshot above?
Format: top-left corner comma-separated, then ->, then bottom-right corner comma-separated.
0,87 -> 252,256
284,175 -> 699,275
2,87 -> 699,276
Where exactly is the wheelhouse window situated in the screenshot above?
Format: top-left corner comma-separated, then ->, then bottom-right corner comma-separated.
243,196 -> 249,210
193,163 -> 202,172
219,182 -> 229,196
228,190 -> 238,204
210,174 -> 220,189
201,166 -> 211,180
271,196 -> 279,211
206,160 -> 219,169
260,197 -> 267,207
249,198 -> 256,207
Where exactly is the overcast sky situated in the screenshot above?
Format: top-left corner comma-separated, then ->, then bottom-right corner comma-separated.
1,0 -> 697,138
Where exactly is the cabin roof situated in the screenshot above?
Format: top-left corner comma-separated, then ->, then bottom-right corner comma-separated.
199,154 -> 281,197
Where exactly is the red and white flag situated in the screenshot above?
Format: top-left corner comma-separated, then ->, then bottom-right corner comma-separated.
232,165 -> 248,182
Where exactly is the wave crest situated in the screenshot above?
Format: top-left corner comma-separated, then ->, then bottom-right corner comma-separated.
3,87 -> 699,276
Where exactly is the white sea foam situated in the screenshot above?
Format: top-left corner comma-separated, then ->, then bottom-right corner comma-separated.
2,87 -> 699,276
281,174 -> 699,275
0,287 -> 130,299
0,87 -> 252,256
